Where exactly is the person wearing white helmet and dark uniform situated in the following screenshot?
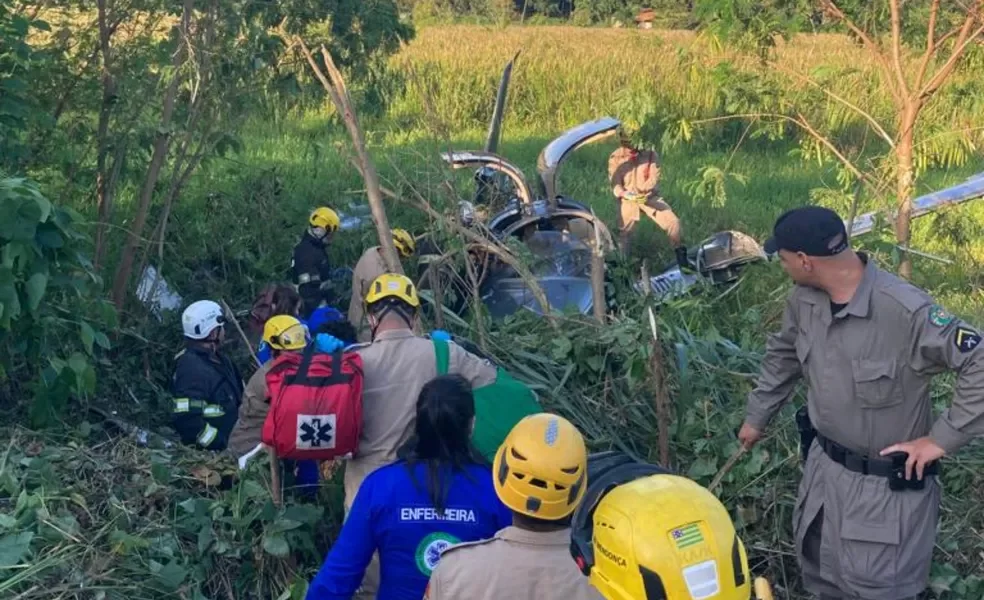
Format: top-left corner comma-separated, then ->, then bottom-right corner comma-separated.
171,300 -> 244,451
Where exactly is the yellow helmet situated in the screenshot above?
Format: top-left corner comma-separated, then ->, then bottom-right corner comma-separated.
492,413 -> 587,521
365,272 -> 420,309
262,315 -> 307,351
570,452 -> 752,600
392,228 -> 416,258
309,207 -> 340,232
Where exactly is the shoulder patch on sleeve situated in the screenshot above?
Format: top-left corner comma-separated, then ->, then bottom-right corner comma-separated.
438,536 -> 497,558
929,304 -> 955,327
954,327 -> 982,353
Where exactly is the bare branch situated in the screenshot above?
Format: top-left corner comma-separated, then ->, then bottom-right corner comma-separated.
889,0 -> 911,96
821,0 -> 904,105
914,0 -> 942,90
690,113 -> 881,197
920,2 -> 984,99
771,62 -> 895,148
295,37 -> 404,275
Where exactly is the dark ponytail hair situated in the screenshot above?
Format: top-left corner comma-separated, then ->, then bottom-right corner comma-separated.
397,374 -> 484,512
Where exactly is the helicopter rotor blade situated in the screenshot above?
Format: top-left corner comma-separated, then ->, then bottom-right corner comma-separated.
484,50 -> 520,154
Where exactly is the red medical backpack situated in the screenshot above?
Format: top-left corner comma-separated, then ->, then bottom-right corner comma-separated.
261,346 -> 364,461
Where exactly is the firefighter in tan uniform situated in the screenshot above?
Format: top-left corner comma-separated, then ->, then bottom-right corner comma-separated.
334,272 -> 497,599
739,206 -> 984,600
607,132 -> 687,267
227,315 -> 307,458
425,413 -> 603,600
348,229 -> 416,343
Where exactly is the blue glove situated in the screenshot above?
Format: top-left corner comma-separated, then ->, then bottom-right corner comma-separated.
430,329 -> 451,342
257,341 -> 272,365
315,333 -> 344,353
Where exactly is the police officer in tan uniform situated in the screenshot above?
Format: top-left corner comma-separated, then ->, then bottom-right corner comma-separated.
739,206 -> 984,600
348,229 -> 416,342
607,132 -> 687,267
425,413 -> 603,600
333,272 -> 497,599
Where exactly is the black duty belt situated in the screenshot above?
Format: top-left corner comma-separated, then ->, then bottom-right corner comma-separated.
815,431 -> 939,482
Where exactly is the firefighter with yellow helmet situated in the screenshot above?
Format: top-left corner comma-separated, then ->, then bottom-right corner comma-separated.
227,315 -> 308,458
425,413 -> 604,600
570,451 -> 774,600
348,228 -> 417,342
318,272 -> 497,600
292,206 -> 341,319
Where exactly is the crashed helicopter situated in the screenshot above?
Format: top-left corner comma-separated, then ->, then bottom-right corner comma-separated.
421,53 -> 984,318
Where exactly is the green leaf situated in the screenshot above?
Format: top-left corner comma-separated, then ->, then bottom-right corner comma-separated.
283,504 -> 323,526
266,518 -> 303,534
197,526 -> 215,555
0,513 -> 17,531
151,559 -> 188,591
25,272 -> 47,313
262,532 -> 290,557
686,456 -> 718,480
94,331 -> 111,350
0,531 -> 33,567
35,225 -> 64,249
80,322 -> 95,355
68,352 -> 88,376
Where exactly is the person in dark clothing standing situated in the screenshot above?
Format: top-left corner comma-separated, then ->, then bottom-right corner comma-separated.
293,207 -> 340,319
171,299 -> 244,451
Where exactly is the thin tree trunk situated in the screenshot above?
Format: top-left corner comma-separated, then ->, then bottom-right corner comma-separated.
94,0 -> 118,269
895,102 -> 919,280
110,0 -> 193,310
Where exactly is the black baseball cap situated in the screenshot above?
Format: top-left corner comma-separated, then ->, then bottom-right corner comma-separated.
764,206 -> 849,257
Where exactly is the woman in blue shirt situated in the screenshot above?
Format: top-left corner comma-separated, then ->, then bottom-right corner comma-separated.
306,374 -> 512,600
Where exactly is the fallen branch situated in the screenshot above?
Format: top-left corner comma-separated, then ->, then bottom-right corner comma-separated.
296,38 -> 403,274
709,445 -> 747,493
220,298 -> 260,368
647,307 -> 671,467
591,209 -> 606,324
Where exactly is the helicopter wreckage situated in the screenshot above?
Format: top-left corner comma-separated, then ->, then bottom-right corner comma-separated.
418,54 -> 984,320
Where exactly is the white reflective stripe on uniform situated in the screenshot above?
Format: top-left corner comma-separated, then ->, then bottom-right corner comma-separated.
197,424 -> 219,447
298,273 -> 321,285
173,398 -> 204,413
203,404 -> 225,418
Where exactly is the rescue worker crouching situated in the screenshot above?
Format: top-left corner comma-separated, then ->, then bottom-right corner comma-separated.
607,129 -> 688,269
293,206 -> 340,319
171,300 -> 244,452
348,228 -> 416,342
425,413 -> 603,600
569,451 -> 759,600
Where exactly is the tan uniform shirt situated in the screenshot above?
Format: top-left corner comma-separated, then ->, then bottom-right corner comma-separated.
226,361 -> 273,458
745,254 -> 984,599
425,527 -> 604,600
608,146 -> 661,199
348,246 -> 389,343
343,329 -> 498,506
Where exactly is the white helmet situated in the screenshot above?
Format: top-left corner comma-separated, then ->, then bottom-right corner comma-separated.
182,300 -> 225,340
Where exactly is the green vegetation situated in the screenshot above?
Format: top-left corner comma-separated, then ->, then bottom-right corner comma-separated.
3,1 -> 984,597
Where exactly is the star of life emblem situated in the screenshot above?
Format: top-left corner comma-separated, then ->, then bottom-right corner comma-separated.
296,414 -> 336,450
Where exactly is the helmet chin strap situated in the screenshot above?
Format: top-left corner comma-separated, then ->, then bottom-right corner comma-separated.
369,303 -> 413,340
